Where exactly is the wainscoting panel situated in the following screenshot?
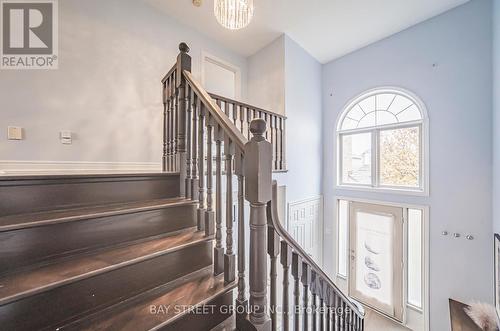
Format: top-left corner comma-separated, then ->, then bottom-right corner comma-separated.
287,196 -> 323,266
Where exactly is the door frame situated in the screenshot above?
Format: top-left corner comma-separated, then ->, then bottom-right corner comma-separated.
200,51 -> 242,100
334,195 -> 430,331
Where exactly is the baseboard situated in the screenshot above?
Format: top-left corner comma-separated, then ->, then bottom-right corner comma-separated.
0,160 -> 162,175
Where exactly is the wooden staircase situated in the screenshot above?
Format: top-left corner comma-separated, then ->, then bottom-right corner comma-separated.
0,173 -> 235,331
0,43 -> 365,331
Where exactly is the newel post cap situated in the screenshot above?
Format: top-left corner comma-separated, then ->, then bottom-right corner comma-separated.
250,118 -> 267,137
179,42 -> 190,53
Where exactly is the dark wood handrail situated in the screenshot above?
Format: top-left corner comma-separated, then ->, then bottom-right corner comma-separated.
267,180 -> 365,317
208,93 -> 287,120
183,70 -> 248,151
161,64 -> 176,84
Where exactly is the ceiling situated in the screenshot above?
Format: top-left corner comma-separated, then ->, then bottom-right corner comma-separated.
145,0 -> 470,64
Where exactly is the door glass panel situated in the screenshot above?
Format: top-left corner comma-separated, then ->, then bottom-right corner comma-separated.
355,211 -> 394,307
341,132 -> 372,185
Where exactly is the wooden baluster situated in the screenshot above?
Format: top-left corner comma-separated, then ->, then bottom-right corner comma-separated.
224,136 -> 236,284
197,103 -> 206,230
269,115 -> 275,171
168,75 -> 174,171
336,294 -> 342,331
342,302 -> 347,331
319,279 -> 324,331
173,74 -> 179,171
240,106 -> 245,135
326,287 -> 332,331
191,94 -> 199,199
281,242 -> 293,331
268,228 -> 280,331
350,307 -> 354,331
244,118 -> 273,330
185,85 -> 192,199
302,263 -> 311,331
275,116 -> 281,172
235,150 -> 247,323
176,44 -> 190,195
233,103 -> 238,127
310,271 -> 317,331
263,113 -> 268,141
246,108 -> 252,139
224,101 -> 230,117
292,253 -> 302,331
214,125 -> 224,275
162,80 -> 167,172
204,114 -> 215,236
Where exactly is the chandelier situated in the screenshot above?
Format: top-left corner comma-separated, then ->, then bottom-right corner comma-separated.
214,0 -> 254,30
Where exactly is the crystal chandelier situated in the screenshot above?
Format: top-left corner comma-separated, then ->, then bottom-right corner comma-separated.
214,0 -> 254,30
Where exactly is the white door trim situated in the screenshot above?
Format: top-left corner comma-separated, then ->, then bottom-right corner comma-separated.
200,50 -> 242,100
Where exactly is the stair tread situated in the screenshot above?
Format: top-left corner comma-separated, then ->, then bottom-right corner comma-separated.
72,268 -> 236,331
0,197 -> 194,231
0,226 -> 208,305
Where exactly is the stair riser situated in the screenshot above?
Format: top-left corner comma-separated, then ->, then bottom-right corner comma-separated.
160,291 -> 233,331
0,174 -> 180,217
0,240 -> 212,331
0,204 -> 197,274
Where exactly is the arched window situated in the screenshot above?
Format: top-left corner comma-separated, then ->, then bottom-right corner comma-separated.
337,88 -> 428,193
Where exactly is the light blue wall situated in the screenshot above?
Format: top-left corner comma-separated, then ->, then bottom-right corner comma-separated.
322,1 -> 493,330
494,0 -> 500,233
247,35 -> 323,203
277,36 -> 323,202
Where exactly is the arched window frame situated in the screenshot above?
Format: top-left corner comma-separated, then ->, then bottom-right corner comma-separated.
335,87 -> 429,195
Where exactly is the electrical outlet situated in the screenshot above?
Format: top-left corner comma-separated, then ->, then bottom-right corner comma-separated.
7,126 -> 23,140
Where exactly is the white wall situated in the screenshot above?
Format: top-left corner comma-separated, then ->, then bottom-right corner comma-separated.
247,36 -> 285,115
322,1 -> 493,330
493,0 -> 500,233
0,0 -> 247,165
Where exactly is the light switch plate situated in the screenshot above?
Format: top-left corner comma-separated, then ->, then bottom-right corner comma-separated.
7,126 -> 23,140
60,130 -> 72,144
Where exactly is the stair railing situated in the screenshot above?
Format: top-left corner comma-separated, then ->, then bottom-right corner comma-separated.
209,93 -> 287,172
162,43 -> 365,331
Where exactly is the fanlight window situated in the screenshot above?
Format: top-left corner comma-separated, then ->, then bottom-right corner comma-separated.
337,89 -> 427,192
340,93 -> 422,131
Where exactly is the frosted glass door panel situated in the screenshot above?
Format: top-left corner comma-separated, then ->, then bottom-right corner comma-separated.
349,202 -> 404,322
355,211 -> 394,306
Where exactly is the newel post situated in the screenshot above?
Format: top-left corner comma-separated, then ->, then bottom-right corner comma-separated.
243,119 -> 272,331
176,42 -> 192,197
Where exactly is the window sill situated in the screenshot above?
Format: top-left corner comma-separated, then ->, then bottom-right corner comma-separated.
335,184 -> 428,197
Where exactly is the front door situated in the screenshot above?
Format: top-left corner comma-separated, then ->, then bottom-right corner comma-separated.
348,201 -> 404,322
